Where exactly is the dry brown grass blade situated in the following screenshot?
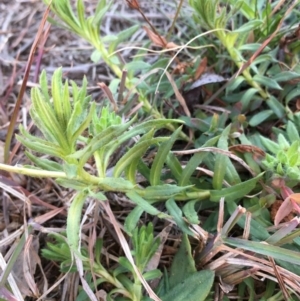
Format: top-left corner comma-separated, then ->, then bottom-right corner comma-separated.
98,82 -> 118,111
173,146 -> 256,176
4,4 -> 51,164
269,256 -> 291,300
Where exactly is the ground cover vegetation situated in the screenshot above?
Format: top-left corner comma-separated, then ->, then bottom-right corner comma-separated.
1,0 -> 300,300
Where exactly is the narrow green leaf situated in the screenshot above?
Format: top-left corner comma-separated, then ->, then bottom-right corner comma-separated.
98,177 -> 135,191
93,0 -> 111,27
165,152 -> 183,182
72,119 -> 136,167
31,88 -> 67,147
69,101 -> 95,147
62,80 -> 72,123
179,136 -> 219,186
67,190 -> 88,252
140,184 -> 191,200
224,237 -> 300,265
273,71 -> 300,82
39,70 -> 50,103
213,124 -> 231,190
25,152 -> 63,171
16,134 -> 64,158
210,173 -> 263,202
233,19 -> 262,33
126,191 -> 167,218
165,198 -> 194,236
253,75 -> 282,90
150,127 -> 182,186
114,137 -> 166,178
76,0 -> 86,28
51,68 -> 65,126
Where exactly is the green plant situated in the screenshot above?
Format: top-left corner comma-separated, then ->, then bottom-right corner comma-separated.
261,121 -> 300,186
42,223 -> 162,301
3,0 -> 300,299
43,0 -> 191,141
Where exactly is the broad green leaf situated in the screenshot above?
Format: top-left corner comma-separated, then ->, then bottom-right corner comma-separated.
249,110 -> 274,127
150,127 -> 182,186
160,270 -> 214,301
286,121 -> 300,141
168,234 -> 197,288
166,198 -> 194,236
182,200 -> 199,224
124,206 -> 144,236
90,49 -> 102,63
240,88 -> 258,111
226,76 -> 245,93
266,95 -> 285,119
239,43 -> 270,52
124,61 -> 151,72
123,119 -> 184,141
143,269 -> 162,281
101,35 -> 118,43
277,133 -> 290,149
123,130 -> 157,183
239,2 -> 255,19
260,136 -> 280,154
109,24 -> 140,52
